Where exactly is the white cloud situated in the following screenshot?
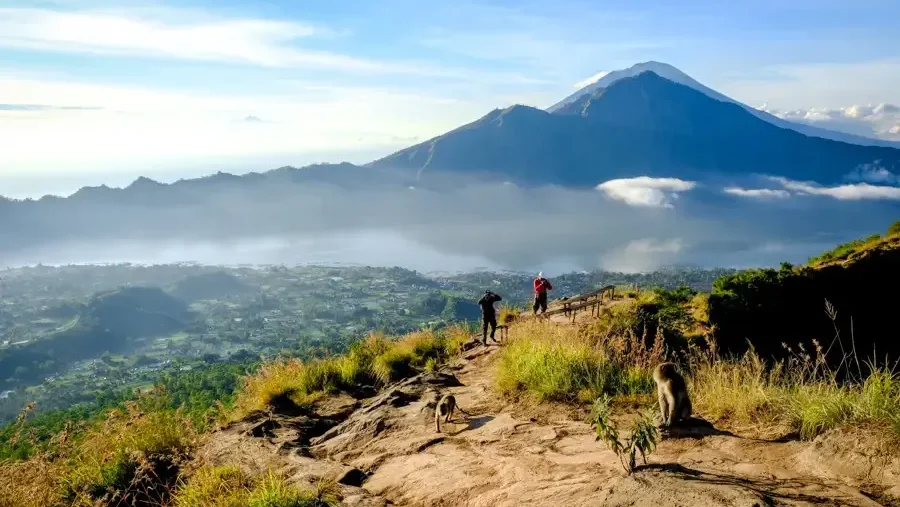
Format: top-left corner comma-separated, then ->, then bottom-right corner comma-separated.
758,102 -> 900,141
724,187 -> 791,199
769,176 -> 900,200
845,163 -> 898,185
596,176 -> 695,208
0,7 -> 444,75
572,71 -> 609,89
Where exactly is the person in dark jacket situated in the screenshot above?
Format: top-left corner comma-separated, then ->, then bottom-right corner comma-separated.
477,290 -> 502,346
533,272 -> 553,315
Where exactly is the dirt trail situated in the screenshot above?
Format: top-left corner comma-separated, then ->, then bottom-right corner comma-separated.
198,319 -> 900,506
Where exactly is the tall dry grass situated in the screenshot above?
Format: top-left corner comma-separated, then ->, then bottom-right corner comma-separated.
172,465 -> 336,507
232,325 -> 474,419
690,338 -> 900,439
0,387 -> 198,507
498,297 -> 900,441
496,317 -> 661,403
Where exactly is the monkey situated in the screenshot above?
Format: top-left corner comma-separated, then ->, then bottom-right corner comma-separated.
434,394 -> 471,433
652,362 -> 692,427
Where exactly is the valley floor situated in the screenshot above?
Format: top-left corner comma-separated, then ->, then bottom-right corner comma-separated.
196,319 -> 900,507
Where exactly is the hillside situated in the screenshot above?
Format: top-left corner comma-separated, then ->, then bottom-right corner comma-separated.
0,286 -> 190,389
708,223 -> 900,361
370,71 -> 900,186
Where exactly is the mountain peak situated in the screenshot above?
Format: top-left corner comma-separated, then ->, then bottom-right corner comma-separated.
548,61 -> 724,113
550,61 -> 899,147
127,176 -> 163,189
627,61 -> 686,75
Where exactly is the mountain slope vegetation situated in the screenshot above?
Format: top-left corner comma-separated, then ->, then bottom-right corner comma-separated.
0,287 -> 191,389
708,221 -> 900,362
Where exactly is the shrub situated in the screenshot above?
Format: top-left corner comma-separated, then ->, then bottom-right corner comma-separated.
591,395 -> 658,474
59,388 -> 198,503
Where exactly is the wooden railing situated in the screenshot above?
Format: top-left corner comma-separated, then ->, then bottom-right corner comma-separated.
539,285 -> 617,322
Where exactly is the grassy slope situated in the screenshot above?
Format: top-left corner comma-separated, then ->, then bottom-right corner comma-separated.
495,293 -> 900,441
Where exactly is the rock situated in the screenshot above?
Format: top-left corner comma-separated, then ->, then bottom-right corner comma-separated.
336,467 -> 367,487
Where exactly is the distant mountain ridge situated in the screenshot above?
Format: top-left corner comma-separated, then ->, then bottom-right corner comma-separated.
369,71 -> 900,186
2,62 -> 899,204
1,163 -> 405,203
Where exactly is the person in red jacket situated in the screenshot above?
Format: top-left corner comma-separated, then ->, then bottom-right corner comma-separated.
532,272 -> 553,315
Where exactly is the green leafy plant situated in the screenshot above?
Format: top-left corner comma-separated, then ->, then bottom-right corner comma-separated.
591,395 -> 659,474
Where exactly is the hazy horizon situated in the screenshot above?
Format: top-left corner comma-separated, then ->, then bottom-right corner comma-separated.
2,1 -> 900,195
2,173 -> 894,274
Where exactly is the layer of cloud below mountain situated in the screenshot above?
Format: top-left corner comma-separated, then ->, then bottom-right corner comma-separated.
2,173 -> 896,274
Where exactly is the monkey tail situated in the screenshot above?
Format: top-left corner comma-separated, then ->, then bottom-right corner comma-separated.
455,404 -> 473,416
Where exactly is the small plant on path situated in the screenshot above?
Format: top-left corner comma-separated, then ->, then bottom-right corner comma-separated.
591,395 -> 659,474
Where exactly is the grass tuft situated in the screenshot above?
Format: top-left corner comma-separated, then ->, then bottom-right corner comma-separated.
496,319 -> 657,403
173,466 -> 336,507
233,327 -> 471,418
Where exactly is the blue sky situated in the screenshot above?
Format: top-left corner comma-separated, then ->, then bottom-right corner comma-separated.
1,0 -> 900,197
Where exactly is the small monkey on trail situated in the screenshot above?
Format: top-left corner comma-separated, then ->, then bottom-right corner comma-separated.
434,394 -> 471,433
652,362 -> 692,427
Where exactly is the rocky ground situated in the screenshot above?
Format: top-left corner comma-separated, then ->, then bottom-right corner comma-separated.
194,318 -> 900,507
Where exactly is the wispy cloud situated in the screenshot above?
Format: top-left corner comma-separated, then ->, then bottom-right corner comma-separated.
724,187 -> 790,199
0,103 -> 103,111
0,7 -> 447,76
596,176 -> 695,208
769,176 -> 900,200
845,163 -> 899,184
572,71 -> 609,89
